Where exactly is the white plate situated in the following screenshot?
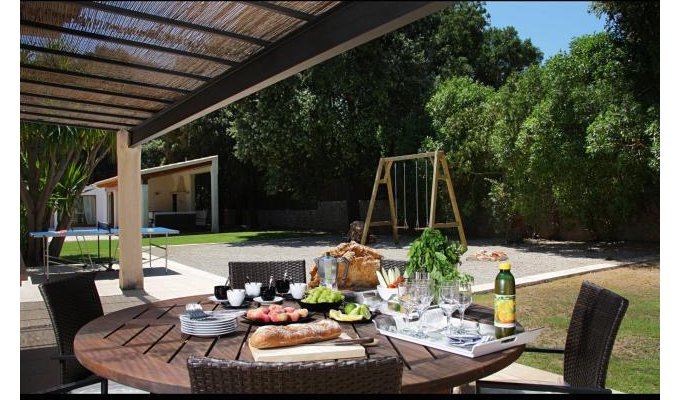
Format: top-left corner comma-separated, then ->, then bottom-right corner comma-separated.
181,320 -> 237,330
253,296 -> 283,304
179,310 -> 240,324
181,324 -> 237,332
181,326 -> 236,337
181,320 -> 237,329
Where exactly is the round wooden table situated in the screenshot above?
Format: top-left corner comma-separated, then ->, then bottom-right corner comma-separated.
74,295 -> 524,393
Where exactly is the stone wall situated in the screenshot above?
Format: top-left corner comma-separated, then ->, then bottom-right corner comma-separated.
255,201 -> 349,231
221,199 -> 394,232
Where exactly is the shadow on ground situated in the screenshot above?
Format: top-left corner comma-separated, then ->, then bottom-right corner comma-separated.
26,264 -> 179,285
207,233 -> 659,262
497,238 -> 660,261
21,346 -> 61,393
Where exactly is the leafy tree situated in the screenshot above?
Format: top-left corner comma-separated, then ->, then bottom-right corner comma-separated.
484,65 -> 546,235
590,1 -> 659,107
430,2 -> 542,87
477,26 -> 543,88
487,33 -> 659,238
228,34 -> 433,221
20,123 -> 113,266
425,76 -> 496,227
430,2 -> 489,79
141,139 -> 165,169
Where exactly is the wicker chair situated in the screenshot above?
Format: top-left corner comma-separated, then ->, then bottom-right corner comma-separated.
228,260 -> 306,289
476,281 -> 629,394
380,259 -> 407,275
187,355 -> 404,393
37,272 -> 108,394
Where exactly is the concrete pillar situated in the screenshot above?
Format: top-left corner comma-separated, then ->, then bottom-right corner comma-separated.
211,158 -> 219,233
189,174 -> 196,212
116,130 -> 143,290
141,183 -> 149,228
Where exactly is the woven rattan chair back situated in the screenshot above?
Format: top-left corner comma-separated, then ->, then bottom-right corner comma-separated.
380,259 -> 407,275
228,260 -> 306,289
39,272 -> 104,385
187,355 -> 404,393
563,281 -> 629,388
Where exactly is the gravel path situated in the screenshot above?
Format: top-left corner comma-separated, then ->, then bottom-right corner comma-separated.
164,235 -> 659,285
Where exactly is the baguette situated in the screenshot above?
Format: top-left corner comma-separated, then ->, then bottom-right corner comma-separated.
248,319 -> 342,349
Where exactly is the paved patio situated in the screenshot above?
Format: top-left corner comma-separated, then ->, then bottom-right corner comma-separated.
19,236 -> 658,393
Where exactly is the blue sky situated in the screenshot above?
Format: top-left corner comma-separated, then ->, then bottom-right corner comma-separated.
485,1 -> 606,61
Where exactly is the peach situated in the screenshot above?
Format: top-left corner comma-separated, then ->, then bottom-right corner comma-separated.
270,312 -> 289,322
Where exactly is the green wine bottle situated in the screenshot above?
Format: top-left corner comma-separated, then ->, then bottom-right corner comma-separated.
494,262 -> 516,338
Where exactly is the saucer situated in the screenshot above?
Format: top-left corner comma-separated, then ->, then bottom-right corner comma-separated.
208,295 -> 229,304
253,296 -> 284,305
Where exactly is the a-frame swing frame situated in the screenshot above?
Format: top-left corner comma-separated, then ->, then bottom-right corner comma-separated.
360,150 -> 467,249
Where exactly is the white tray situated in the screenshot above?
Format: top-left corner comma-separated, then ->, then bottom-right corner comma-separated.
373,314 -> 543,358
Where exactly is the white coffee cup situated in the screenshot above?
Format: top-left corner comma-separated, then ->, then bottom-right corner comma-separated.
290,282 -> 307,300
227,289 -> 246,307
245,282 -> 262,297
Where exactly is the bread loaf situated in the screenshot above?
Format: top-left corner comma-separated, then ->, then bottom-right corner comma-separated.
248,319 -> 342,349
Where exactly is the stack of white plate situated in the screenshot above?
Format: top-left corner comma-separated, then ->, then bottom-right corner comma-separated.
179,310 -> 240,337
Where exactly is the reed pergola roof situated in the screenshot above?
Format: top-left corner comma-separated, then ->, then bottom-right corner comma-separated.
20,1 -> 450,146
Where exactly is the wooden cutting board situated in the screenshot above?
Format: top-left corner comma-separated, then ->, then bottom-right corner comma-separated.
249,333 -> 366,362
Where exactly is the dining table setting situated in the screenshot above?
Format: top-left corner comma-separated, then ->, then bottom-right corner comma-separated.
73,263 -> 540,394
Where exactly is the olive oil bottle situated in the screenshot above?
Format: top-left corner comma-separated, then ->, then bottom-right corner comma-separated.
494,262 -> 516,338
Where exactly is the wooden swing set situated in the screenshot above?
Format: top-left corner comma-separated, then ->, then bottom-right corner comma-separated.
360,150 -> 467,249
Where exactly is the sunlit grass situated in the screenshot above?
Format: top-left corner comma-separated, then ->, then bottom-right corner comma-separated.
59,230 -> 330,258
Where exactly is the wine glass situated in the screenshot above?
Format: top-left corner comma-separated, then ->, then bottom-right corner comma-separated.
438,283 -> 457,336
397,281 -> 416,335
453,282 -> 473,334
413,281 -> 434,338
414,271 -> 429,282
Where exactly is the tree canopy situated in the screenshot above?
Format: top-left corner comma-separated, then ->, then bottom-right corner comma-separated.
136,1 -> 658,241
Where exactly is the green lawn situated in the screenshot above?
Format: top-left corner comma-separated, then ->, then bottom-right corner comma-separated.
59,230 -> 330,258
474,263 -> 660,394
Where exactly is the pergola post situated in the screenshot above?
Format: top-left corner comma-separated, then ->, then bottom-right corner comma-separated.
210,158 -> 219,233
116,130 -> 144,290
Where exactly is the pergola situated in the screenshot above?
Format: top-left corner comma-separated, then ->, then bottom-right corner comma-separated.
20,1 -> 452,289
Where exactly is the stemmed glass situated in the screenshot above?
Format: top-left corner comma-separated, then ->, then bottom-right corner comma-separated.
397,281 -> 417,335
438,282 -> 457,336
453,281 -> 473,334
413,281 -> 434,338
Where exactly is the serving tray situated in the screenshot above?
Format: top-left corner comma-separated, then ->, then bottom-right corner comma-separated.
373,314 -> 543,358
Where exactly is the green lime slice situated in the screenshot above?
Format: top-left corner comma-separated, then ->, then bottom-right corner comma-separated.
359,305 -> 371,320
344,303 -> 357,315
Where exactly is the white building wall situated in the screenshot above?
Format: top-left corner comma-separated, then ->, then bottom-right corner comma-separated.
94,186 -> 107,224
